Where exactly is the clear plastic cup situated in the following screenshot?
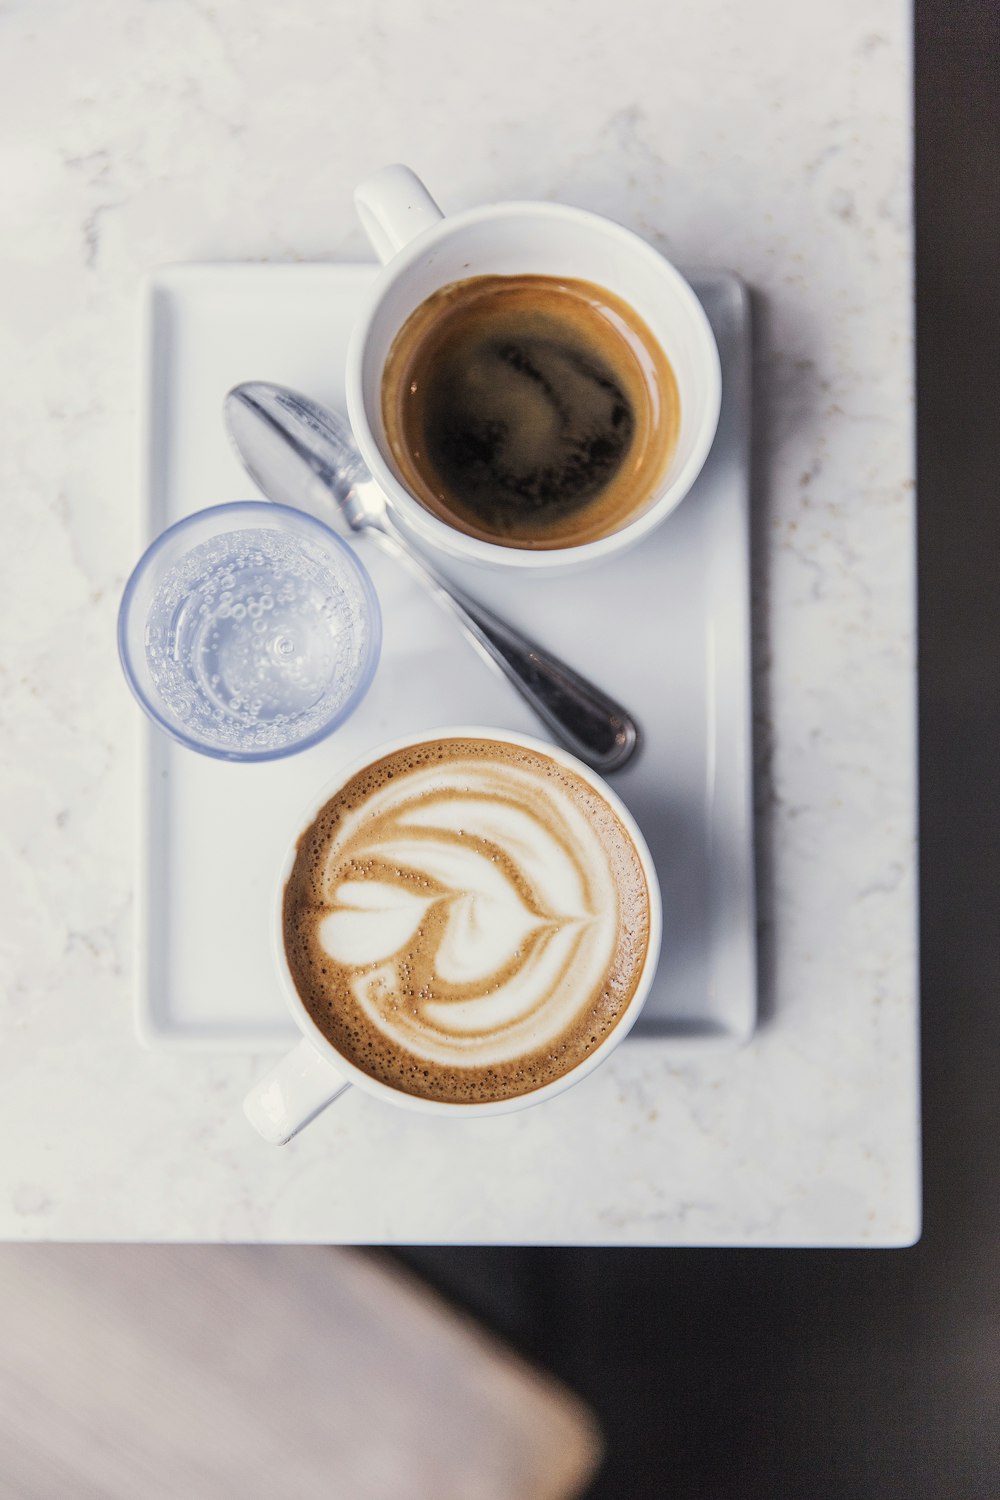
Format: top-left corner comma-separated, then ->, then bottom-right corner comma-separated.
118,502 -> 381,761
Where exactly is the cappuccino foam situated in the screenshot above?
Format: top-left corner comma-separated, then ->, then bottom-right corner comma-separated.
282,738 -> 651,1103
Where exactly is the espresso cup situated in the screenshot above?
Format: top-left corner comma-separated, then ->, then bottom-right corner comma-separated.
244,726 -> 662,1142
346,164 -> 721,572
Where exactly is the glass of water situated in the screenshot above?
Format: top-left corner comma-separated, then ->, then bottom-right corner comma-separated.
118,502 -> 381,761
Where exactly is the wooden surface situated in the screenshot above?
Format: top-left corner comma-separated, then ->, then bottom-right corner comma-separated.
0,1246 -> 601,1499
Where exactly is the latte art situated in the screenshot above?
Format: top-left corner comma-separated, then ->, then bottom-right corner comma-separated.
315,762 -> 618,1066
283,738 -> 652,1103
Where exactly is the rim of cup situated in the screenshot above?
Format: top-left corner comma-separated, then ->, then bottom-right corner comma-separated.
271,724 -> 664,1117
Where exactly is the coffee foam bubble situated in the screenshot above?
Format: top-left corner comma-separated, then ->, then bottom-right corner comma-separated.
283,738 -> 650,1103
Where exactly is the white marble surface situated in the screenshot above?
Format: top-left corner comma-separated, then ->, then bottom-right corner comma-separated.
0,0 -> 917,1243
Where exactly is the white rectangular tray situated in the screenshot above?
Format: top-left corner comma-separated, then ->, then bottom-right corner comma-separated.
137,263 -> 755,1051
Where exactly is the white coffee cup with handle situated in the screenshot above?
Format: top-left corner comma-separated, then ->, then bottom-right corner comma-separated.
244,726 -> 662,1143
345,164 -> 722,572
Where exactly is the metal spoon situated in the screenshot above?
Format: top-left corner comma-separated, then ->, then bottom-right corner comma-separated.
223,381 -> 638,773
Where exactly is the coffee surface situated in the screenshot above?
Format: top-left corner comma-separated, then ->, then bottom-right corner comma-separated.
381,275 -> 679,549
283,738 -> 651,1103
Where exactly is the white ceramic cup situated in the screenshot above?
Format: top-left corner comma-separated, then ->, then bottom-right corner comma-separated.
345,164 -> 722,572
244,726 -> 662,1142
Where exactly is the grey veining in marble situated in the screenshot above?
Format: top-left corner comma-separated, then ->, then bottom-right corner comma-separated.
0,0 -> 917,1244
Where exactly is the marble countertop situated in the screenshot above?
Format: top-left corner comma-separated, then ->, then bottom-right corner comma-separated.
0,0 -> 918,1244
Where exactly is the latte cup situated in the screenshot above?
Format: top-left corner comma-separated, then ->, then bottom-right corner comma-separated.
346,164 -> 722,572
244,726 -> 662,1142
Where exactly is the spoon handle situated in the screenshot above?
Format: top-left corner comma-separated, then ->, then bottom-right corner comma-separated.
373,517 -> 638,774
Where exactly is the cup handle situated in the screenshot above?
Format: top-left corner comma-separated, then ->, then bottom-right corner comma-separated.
244,1037 -> 351,1144
354,164 -> 444,263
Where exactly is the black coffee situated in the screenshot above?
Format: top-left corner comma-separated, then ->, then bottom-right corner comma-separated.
381,275 -> 679,550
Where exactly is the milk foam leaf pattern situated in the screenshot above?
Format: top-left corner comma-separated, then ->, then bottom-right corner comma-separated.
431,891 -> 547,987
319,824 -> 564,989
287,745 -> 650,1088
318,884 -> 434,968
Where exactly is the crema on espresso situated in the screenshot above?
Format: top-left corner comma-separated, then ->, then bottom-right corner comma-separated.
282,738 -> 651,1103
381,274 -> 680,549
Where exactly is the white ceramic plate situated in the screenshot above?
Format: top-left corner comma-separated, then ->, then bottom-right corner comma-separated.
135,263 -> 755,1051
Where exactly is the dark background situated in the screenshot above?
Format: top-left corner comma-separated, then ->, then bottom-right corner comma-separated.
393,2 -> 1000,1494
